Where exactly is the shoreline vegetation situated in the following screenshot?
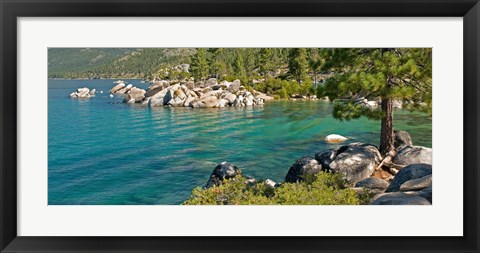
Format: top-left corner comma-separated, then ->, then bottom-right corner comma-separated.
56,48 -> 432,205
183,132 -> 432,205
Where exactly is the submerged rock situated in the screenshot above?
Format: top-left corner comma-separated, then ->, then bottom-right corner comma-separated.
324,134 -> 348,143
69,87 -> 92,98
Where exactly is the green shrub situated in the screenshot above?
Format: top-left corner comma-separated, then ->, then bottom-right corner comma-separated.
183,172 -> 361,205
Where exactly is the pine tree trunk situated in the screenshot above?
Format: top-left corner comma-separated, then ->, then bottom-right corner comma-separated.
379,97 -> 394,156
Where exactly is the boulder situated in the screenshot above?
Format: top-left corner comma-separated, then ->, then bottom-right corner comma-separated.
403,186 -> 432,203
148,87 -> 171,107
354,177 -> 390,192
371,192 -> 431,205
168,97 -> 185,107
329,143 -> 382,185
255,92 -> 274,101
228,79 -> 241,93
183,96 -> 196,107
126,87 -> 146,102
205,162 -> 241,188
265,179 -> 277,188
394,130 -> 413,150
184,81 -> 195,90
224,93 -> 237,104
393,146 -> 432,165
76,87 -> 89,93
145,85 -> 166,98
116,84 -> 133,94
314,149 -> 337,171
285,156 -> 322,183
163,89 -> 174,105
217,99 -> 228,108
400,174 -> 432,191
70,87 -> 91,98
245,96 -> 254,106
324,134 -> 348,143
206,78 -> 218,87
110,83 -> 125,93
385,163 -> 432,192
191,96 -> 218,108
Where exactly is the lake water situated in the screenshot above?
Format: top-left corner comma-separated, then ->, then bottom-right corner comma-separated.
48,79 -> 432,205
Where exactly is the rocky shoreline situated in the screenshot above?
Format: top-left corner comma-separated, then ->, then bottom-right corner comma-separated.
102,78 -> 274,108
196,130 -> 432,205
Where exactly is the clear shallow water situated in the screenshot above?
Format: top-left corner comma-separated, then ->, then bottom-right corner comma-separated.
48,79 -> 432,205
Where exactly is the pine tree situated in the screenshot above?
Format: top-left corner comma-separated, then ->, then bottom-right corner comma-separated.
234,51 -> 248,85
308,48 -> 323,88
245,48 -> 256,85
259,48 -> 274,80
288,48 -> 309,84
323,48 -> 432,155
190,48 -> 209,81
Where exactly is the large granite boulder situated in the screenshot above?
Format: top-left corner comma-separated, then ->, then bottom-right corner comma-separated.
205,162 -> 241,188
285,156 -> 322,183
393,146 -> 432,165
403,186 -> 432,203
70,87 -> 91,98
329,143 -> 382,185
191,96 -> 218,108
394,130 -> 412,150
206,78 -> 218,87
354,177 -> 389,193
116,84 -> 133,94
148,87 -> 171,107
228,79 -> 241,93
371,192 -> 431,205
124,87 -> 146,103
110,83 -> 125,93
314,149 -> 337,172
386,163 -> 432,192
400,174 -> 432,191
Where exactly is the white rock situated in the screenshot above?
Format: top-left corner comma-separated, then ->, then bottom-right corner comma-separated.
324,134 -> 348,143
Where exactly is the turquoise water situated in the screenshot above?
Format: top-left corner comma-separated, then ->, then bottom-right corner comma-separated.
48,79 -> 432,205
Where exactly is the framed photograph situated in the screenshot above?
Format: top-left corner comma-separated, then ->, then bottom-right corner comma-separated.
1,0 -> 479,252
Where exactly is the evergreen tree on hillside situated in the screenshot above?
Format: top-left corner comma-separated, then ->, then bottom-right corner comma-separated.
234,51 -> 248,85
308,48 -> 323,88
245,48 -> 256,85
190,48 -> 209,81
288,48 -> 309,84
322,48 -> 432,156
259,48 -> 274,80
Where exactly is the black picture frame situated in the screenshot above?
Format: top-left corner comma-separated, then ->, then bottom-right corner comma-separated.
1,0 -> 479,252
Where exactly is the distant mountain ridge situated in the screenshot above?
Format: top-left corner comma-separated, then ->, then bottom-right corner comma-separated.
48,48 -> 195,79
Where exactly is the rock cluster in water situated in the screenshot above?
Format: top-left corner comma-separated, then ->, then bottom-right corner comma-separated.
203,130 -> 433,205
112,78 -> 274,108
108,81 -> 147,104
69,87 -> 96,98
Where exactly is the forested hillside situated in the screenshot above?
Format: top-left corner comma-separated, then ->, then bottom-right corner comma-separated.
48,48 -> 195,79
